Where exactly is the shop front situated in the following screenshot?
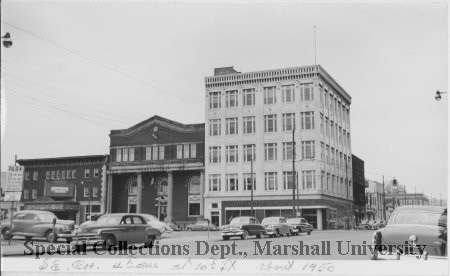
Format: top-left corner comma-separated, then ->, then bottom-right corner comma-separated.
23,200 -> 80,221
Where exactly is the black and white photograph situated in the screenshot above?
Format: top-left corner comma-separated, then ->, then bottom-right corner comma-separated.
0,0 -> 448,275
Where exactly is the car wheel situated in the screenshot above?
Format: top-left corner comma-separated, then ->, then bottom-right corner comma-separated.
144,235 -> 156,248
308,231 -> 311,235
45,230 -> 56,243
222,236 -> 230,241
187,228 -> 192,231
256,231 -> 263,239
102,234 -> 116,250
2,228 -> 13,240
241,230 -> 248,240
66,238 -> 72,243
288,230 -> 293,237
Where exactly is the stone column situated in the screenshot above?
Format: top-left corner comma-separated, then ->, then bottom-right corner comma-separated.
136,172 -> 143,213
316,208 -> 323,230
166,171 -> 173,222
199,170 -> 205,218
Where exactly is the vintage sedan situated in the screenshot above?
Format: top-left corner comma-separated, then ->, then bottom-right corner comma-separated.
221,216 -> 265,240
72,213 -> 161,248
261,217 -> 293,237
186,220 -> 218,231
370,206 -> 447,260
286,217 -> 313,235
0,210 -> 75,243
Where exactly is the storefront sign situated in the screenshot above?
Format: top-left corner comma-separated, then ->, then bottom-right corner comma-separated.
24,202 -> 79,211
188,195 -> 200,202
44,182 -> 74,198
232,200 -> 289,207
128,196 -> 137,203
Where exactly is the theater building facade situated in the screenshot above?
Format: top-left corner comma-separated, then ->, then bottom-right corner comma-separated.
204,65 -> 353,229
17,155 -> 108,224
106,116 -> 205,225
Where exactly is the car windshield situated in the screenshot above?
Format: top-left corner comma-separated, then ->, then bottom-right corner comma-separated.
393,212 -> 447,227
230,217 -> 249,225
38,213 -> 57,222
261,218 -> 278,224
96,215 -> 122,225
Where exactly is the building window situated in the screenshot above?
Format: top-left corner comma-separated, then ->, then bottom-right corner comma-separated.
226,117 -> 238,135
320,87 -> 324,104
243,116 -> 255,134
94,169 -> 100,178
300,83 -> 314,101
283,171 -> 294,190
209,174 -> 221,191
145,147 -> 152,160
25,172 -> 30,180
116,148 -> 122,162
320,114 -> 324,133
264,114 -> 277,133
84,169 -> 90,178
226,174 -> 239,191
158,146 -> 164,160
56,170 -> 61,179
190,144 -> 197,158
283,142 -> 294,160
23,189 -> 29,199
264,143 -> 277,161
302,170 -> 316,189
264,172 -> 278,191
282,113 -> 295,131
157,178 -> 167,195
51,171 -> 56,179
32,172 -> 38,180
320,142 -> 325,160
62,170 -> 66,179
209,146 -> 221,164
301,111 -> 315,130
151,146 -> 158,160
66,170 -> 71,179
243,144 -> 256,162
264,86 -> 277,104
183,144 -> 190,158
321,171 -> 325,190
177,144 -> 184,159
302,141 -> 315,159
188,203 -> 200,216
209,92 -> 221,109
209,119 -> 221,136
93,186 -> 98,197
188,176 -> 200,195
325,118 -> 329,136
243,173 -> 256,191
32,189 -> 37,199
282,85 -> 295,103
46,171 -> 50,180
226,145 -> 238,163
129,148 -> 135,161
72,170 -> 76,179
226,90 -> 238,107
326,145 -> 330,163
243,88 -> 255,106
84,187 -> 90,198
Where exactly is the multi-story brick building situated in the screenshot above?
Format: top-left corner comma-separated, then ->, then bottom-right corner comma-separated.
17,155 -> 108,224
352,154 -> 366,223
204,65 -> 353,229
107,115 -> 205,225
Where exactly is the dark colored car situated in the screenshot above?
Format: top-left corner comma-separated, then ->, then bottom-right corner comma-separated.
374,220 -> 386,229
371,206 -> 447,260
357,220 -> 372,230
72,213 -> 161,248
186,220 -> 218,231
0,210 -> 75,243
286,217 -> 313,235
220,216 -> 265,240
261,217 -> 293,237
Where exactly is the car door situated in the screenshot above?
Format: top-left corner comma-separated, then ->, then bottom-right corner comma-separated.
23,213 -> 41,236
131,216 -> 147,243
117,216 -> 136,243
12,213 -> 27,233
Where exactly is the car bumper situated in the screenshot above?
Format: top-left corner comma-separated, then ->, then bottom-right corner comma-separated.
221,231 -> 244,237
71,234 -> 104,246
56,232 -> 75,239
265,229 -> 276,235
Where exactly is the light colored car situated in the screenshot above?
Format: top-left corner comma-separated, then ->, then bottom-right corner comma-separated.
186,220 -> 218,231
0,210 -> 75,243
72,213 -> 161,248
221,216 -> 265,240
286,217 -> 313,235
261,217 -> 294,237
371,206 -> 447,260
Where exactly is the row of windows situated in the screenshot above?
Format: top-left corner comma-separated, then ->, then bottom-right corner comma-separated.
208,171 -> 318,192
320,113 -> 351,148
83,186 -> 99,198
23,189 -> 37,199
208,112 -> 314,136
23,186 -> 100,199
319,87 -> 350,126
115,144 -> 198,162
208,84 -> 314,109
208,141 -> 315,164
320,142 -> 351,170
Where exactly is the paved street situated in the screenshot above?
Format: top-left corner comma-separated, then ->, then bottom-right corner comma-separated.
3,230 -> 375,260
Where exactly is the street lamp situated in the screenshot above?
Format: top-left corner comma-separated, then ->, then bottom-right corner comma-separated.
435,91 -> 447,101
1,32 -> 12,48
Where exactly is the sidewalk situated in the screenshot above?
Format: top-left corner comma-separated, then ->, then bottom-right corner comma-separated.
1,239 -> 30,257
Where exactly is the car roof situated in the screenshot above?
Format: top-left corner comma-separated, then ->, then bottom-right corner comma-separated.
394,206 -> 447,213
17,210 -> 54,215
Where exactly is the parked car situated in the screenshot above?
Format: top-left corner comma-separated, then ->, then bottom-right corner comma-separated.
71,213 -> 161,248
357,220 -> 372,230
261,217 -> 294,237
0,210 -> 75,243
79,214 -> 104,228
220,216 -> 265,240
286,217 -> 313,235
373,220 -> 386,229
166,220 -> 182,231
370,206 -> 447,260
368,220 -> 377,229
186,220 -> 218,231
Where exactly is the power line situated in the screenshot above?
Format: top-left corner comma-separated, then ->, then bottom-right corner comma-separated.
2,21 -> 202,108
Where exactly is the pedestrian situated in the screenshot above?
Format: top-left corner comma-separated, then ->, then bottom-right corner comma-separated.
344,216 -> 349,230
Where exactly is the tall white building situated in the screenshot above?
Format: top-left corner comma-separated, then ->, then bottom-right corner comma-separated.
204,65 -> 352,230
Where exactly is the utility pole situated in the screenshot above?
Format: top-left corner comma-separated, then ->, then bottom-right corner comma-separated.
382,176 -> 386,221
250,158 -> 254,217
345,156 -> 350,228
292,126 -> 297,218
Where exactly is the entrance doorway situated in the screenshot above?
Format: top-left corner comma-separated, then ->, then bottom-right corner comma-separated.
211,211 -> 219,226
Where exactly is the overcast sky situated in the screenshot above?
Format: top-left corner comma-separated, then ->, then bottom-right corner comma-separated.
1,1 -> 447,199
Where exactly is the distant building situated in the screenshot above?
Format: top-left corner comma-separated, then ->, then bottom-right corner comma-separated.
365,179 -> 385,220
352,155 -> 365,223
385,193 -> 430,219
17,155 -> 108,224
204,65 -> 353,230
